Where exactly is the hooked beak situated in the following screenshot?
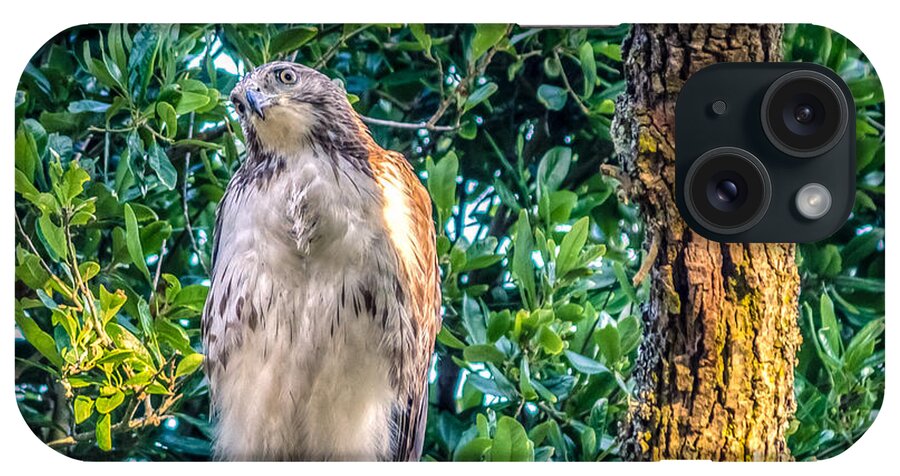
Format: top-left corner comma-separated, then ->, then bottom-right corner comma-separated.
245,90 -> 266,120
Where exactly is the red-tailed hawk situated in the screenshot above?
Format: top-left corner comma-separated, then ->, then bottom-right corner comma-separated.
201,61 -> 441,461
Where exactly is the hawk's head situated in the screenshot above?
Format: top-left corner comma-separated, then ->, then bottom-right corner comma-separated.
230,61 -> 359,157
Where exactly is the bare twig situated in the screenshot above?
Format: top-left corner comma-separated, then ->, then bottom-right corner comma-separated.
181,112 -> 211,276
600,163 -> 633,204
360,115 -> 459,132
71,134 -> 93,163
103,128 -> 111,184
151,238 -> 168,294
313,24 -> 371,69
632,232 -> 660,287
554,50 -> 591,115
45,394 -> 182,448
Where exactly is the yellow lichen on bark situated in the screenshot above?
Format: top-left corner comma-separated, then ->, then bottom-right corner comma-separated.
614,24 -> 801,461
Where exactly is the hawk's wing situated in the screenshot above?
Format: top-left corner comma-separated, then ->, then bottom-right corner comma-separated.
200,172 -> 250,407
370,148 -> 442,461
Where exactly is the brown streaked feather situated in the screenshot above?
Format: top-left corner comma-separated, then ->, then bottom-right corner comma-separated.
367,138 -> 441,462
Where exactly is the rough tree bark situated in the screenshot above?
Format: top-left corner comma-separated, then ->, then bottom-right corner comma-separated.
613,24 -> 802,461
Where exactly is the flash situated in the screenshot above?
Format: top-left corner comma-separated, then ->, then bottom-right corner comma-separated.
795,183 -> 832,220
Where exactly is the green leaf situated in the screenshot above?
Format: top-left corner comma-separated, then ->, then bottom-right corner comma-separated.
537,146 -> 572,192
564,350 -> 610,375
99,285 -> 128,325
844,318 -> 884,373
176,92 -> 210,115
61,161 -> 90,205
490,416 -> 534,461
486,310 -> 511,342
15,311 -> 63,367
537,325 -> 564,355
548,190 -> 578,224
96,413 -> 112,451
171,284 -> 209,311
68,99 -> 111,113
156,319 -> 192,355
148,142 -> 177,190
511,211 -> 536,309
556,303 -> 584,322
460,295 -> 487,344
579,41 -> 597,98
96,349 -> 136,366
454,437 -> 492,461
15,169 -> 40,205
463,82 -> 498,113
426,152 -> 459,216
519,358 -> 538,400
95,390 -> 124,414
818,293 -> 841,357
15,124 -> 39,182
470,24 -> 507,61
463,344 -> 505,364
543,56 -> 562,78
124,370 -> 155,387
436,327 -> 466,350
38,214 -> 68,261
175,353 -> 204,378
74,396 -> 94,424
596,322 -> 621,363
108,24 -> 128,76
618,314 -> 642,355
269,26 -> 318,56
537,84 -> 567,111
594,41 -> 622,62
458,120 -> 477,140
409,24 -> 433,59
156,102 -> 177,139
78,261 -> 100,282
842,228 -> 884,267
613,261 -> 638,302
557,216 -> 589,276
123,204 -> 152,282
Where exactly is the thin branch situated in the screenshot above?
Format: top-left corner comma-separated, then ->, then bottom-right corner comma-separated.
360,115 -> 458,132
554,50 -> 591,115
88,125 -> 134,134
45,394 -> 182,448
313,24 -> 371,69
632,232 -> 660,287
14,214 -> 76,301
181,112 -> 211,277
103,128 -> 111,184
151,238 -> 168,294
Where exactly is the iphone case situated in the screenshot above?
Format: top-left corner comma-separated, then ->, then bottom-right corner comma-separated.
14,23 -> 884,461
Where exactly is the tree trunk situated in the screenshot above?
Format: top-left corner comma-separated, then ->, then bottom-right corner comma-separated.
613,24 -> 802,461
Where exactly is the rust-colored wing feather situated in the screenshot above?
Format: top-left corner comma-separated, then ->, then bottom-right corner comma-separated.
369,144 -> 441,461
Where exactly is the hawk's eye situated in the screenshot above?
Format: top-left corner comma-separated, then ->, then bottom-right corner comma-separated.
278,69 -> 297,84
236,102 -> 246,115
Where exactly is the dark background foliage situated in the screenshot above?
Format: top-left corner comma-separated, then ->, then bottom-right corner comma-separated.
14,23 -> 883,461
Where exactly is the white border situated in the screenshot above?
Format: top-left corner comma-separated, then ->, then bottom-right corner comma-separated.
1,1 -> 893,474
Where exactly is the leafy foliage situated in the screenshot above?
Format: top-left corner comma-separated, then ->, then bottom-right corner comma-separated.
14,23 -> 883,461
784,24 -> 885,460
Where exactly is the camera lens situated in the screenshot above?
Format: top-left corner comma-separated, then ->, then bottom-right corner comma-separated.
761,70 -> 849,158
716,180 -> 739,203
794,104 -> 815,124
684,147 -> 771,234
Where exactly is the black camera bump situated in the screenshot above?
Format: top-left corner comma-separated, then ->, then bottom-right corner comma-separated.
675,63 -> 856,243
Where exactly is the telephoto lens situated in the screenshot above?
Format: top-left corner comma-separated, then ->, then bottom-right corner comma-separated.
761,70 -> 850,158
